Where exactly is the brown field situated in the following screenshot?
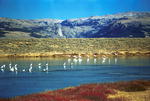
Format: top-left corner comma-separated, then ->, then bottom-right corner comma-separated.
0,38 -> 150,57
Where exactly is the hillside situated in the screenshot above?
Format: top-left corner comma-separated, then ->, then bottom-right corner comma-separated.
0,12 -> 150,38
0,38 -> 149,57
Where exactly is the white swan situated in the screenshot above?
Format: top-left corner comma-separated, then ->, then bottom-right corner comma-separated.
38,63 -> 41,69
70,62 -> 73,69
10,67 -> 14,72
63,62 -> 66,69
9,63 -> 12,69
29,63 -> 33,72
0,65 -> 5,72
87,58 -> 90,63
94,58 -> 97,64
73,58 -> 78,64
30,63 -> 33,67
29,67 -> 32,72
68,58 -> 71,63
78,56 -> 82,63
43,63 -> 48,72
0,64 -> 6,69
115,58 -> 118,64
22,69 -> 26,72
102,57 -> 106,64
9,63 -> 17,73
14,64 -> 18,71
1,68 -> 4,72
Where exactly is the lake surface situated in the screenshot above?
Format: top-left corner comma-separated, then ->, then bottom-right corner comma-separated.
0,56 -> 150,98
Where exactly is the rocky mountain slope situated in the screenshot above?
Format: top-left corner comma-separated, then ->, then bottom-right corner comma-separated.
0,12 -> 150,38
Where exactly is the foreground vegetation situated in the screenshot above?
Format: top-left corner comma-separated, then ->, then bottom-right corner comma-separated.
0,38 -> 150,57
0,80 -> 150,101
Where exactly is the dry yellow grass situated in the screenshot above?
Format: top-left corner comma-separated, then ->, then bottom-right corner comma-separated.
108,88 -> 150,101
0,38 -> 150,57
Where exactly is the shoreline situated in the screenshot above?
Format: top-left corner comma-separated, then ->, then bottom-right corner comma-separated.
0,51 -> 150,58
1,80 -> 150,101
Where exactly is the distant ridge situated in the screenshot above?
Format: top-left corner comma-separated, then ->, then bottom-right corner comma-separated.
0,12 -> 150,38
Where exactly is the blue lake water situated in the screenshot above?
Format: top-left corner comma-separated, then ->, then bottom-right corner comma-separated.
0,56 -> 150,98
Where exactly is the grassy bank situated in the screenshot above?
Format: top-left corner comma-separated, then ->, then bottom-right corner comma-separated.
1,80 -> 150,101
0,38 -> 150,57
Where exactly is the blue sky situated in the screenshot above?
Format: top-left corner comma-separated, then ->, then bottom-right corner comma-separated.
0,0 -> 150,19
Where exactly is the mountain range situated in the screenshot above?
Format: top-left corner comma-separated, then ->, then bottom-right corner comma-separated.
0,12 -> 150,38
